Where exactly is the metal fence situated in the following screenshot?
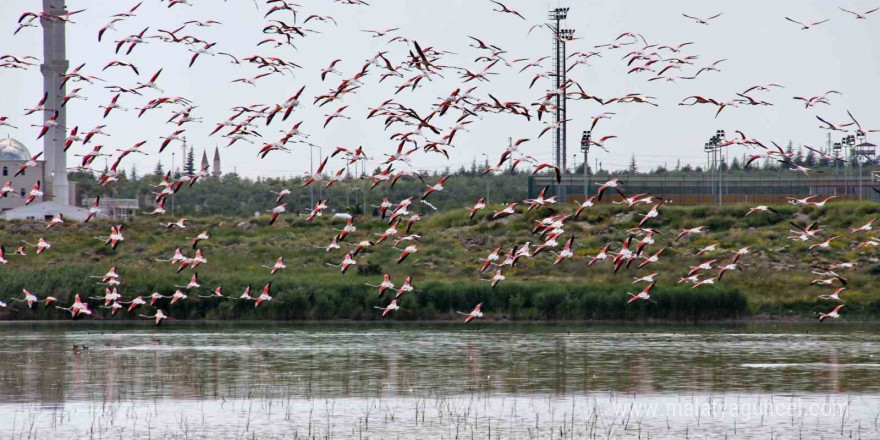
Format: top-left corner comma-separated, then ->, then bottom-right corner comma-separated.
529,173 -> 880,204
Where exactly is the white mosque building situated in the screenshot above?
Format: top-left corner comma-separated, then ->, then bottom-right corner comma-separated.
0,137 -> 94,221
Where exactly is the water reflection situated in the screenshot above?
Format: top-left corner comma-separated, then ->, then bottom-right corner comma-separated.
1,323 -> 880,405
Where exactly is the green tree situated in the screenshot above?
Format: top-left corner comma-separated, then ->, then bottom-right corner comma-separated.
804,149 -> 817,167
628,154 -> 638,173
153,160 -> 164,177
729,156 -> 741,171
184,146 -> 195,175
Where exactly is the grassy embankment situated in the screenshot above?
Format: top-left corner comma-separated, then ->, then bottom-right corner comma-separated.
0,201 -> 876,321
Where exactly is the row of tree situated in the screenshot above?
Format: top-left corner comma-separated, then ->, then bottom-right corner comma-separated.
70,140 -> 876,217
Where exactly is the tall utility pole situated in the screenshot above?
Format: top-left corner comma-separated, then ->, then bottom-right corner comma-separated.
704,130 -> 725,206
580,131 -> 591,198
833,141 -> 842,186
716,130 -> 726,206
41,0 -> 70,205
843,134 -> 855,197
548,7 -> 574,201
854,130 -> 875,201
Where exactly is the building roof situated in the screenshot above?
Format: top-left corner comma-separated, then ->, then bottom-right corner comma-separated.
1,201 -> 106,222
0,137 -> 32,161
81,198 -> 140,209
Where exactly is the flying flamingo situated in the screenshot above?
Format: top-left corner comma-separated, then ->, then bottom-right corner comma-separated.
818,305 -> 844,322
162,218 -> 187,229
587,245 -> 610,266
695,243 -> 720,256
148,292 -> 170,306
394,276 -> 415,299
809,236 -> 839,251
490,1 -> 526,20
122,296 -> 147,312
850,219 -> 875,234
627,282 -> 657,304
12,289 -> 40,309
396,245 -> 418,263
139,309 -> 172,325
175,273 -> 201,290
687,259 -> 717,276
22,237 -> 51,254
458,303 -> 484,323
491,202 -> 518,220
692,277 -> 717,289
187,230 -> 209,248
479,247 -> 502,273
574,196 -> 599,218
46,214 -> 64,229
745,205 -> 777,216
839,7 -> 879,19
717,264 -> 742,280
632,273 -> 660,284
14,152 -> 42,177
784,17 -> 830,30
271,188 -> 291,203
682,13 -> 723,25
365,275 -> 395,298
263,257 -> 287,274
327,253 -> 356,273
422,176 -> 449,199
374,299 -> 400,317
84,197 -> 101,222
676,226 -> 708,240
469,198 -> 486,219
551,237 -> 575,264
0,182 -> 13,198
595,179 -> 624,200
818,287 -> 846,302
269,203 -> 287,225
254,283 -> 278,307
637,247 -> 666,269
485,269 -> 506,288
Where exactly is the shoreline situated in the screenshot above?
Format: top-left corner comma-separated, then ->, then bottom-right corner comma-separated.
0,316 -> 873,325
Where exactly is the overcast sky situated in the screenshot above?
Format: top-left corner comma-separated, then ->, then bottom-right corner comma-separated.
1,0 -> 879,178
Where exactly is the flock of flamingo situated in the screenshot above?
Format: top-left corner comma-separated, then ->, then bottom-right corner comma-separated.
0,1 -> 878,325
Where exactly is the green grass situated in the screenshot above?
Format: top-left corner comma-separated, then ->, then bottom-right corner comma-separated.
0,201 -> 876,321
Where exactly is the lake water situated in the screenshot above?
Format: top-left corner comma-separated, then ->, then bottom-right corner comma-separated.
1,322 -> 879,439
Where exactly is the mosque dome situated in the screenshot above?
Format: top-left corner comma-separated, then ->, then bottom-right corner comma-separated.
0,137 -> 32,161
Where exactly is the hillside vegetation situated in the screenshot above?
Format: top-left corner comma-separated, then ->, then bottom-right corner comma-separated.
0,200 -> 877,321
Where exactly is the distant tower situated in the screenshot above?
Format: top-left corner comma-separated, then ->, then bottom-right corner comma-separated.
212,146 -> 221,177
548,7 -> 574,173
41,0 -> 70,205
200,149 -> 209,172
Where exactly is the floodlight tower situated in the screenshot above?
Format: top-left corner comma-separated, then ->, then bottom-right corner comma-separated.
548,7 -> 573,172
